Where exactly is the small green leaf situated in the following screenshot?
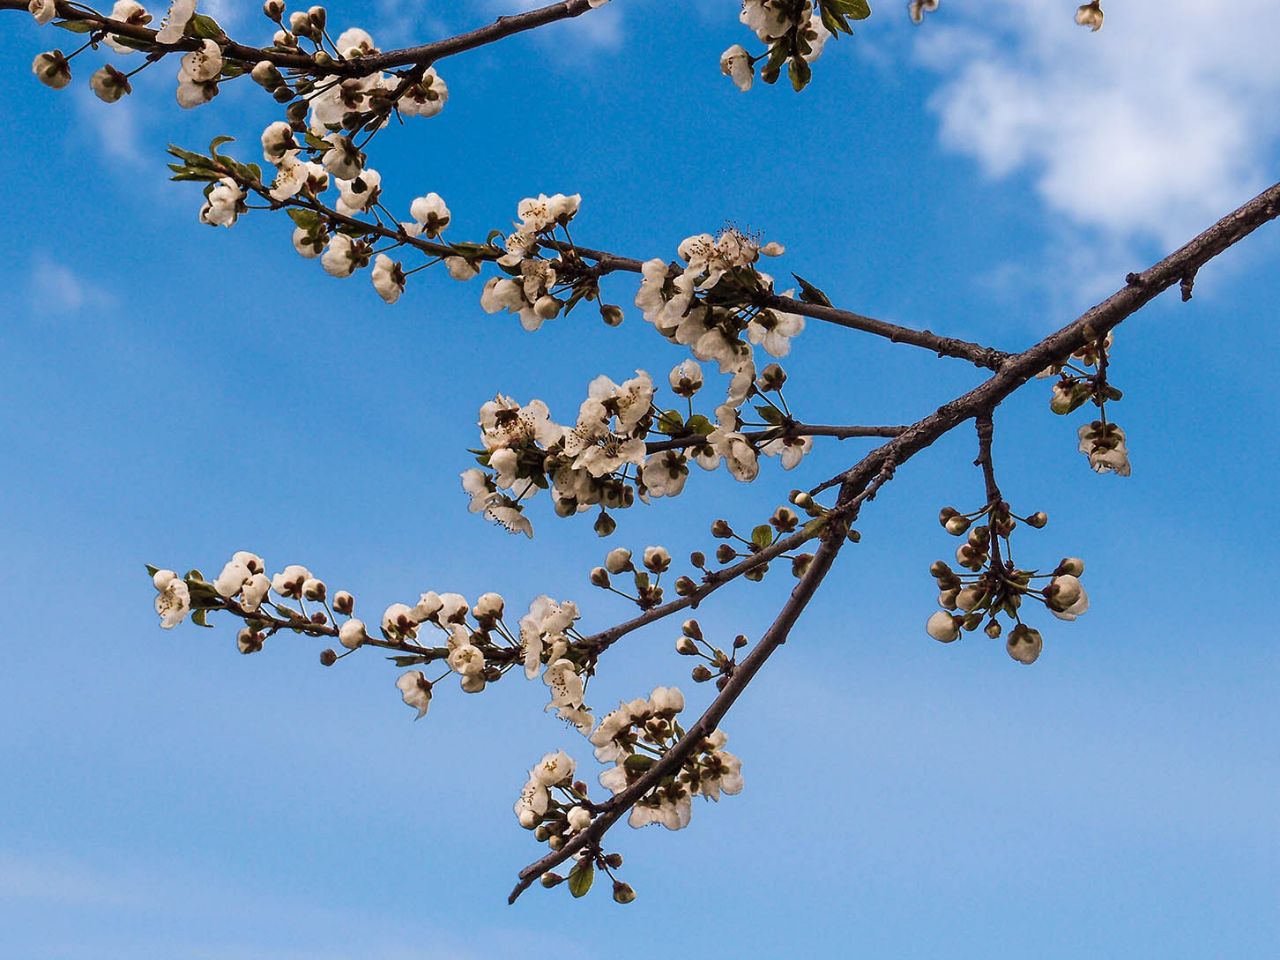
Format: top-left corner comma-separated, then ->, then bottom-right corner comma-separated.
388,655 -> 429,667
792,273 -> 832,307
189,13 -> 225,39
754,405 -> 783,425
788,56 -> 812,92
686,414 -> 714,436
752,524 -> 774,549
54,19 -> 97,33
623,753 -> 655,772
191,608 -> 213,628
656,409 -> 684,435
567,861 -> 594,898
208,135 -> 235,156
145,564 -> 160,577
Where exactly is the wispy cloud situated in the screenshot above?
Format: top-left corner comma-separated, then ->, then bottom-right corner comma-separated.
916,1 -> 1280,247
28,254 -> 115,315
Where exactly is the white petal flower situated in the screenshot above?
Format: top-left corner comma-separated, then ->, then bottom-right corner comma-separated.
396,671 -> 432,719
153,571 -> 191,629
155,0 -> 196,44
409,192 -> 450,238
371,254 -> 405,304
28,0 -> 57,24
180,39 -> 223,82
720,43 -> 754,91
530,749 -> 575,787
926,610 -> 960,642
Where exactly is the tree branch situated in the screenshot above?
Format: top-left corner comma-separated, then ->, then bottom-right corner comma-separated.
644,422 -> 906,455
3,0 -> 602,75
509,460 -> 896,904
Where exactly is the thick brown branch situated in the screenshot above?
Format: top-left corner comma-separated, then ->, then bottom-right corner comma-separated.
4,0 -> 599,75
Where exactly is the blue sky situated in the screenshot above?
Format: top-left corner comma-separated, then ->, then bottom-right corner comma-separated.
2,1 -> 1277,957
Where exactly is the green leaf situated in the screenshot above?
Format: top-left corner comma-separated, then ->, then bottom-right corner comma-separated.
686,414 -> 714,436
752,524 -> 775,549
109,34 -> 152,50
184,569 -> 205,582
208,135 -> 235,156
145,564 -> 160,577
754,404 -> 783,425
54,19 -> 97,33
189,13 -> 225,39
788,55 -> 812,93
287,208 -> 321,230
191,608 -> 213,628
567,861 -> 594,898
623,753 -> 655,772
656,409 -> 684,435
792,273 -> 832,306
388,655 -> 429,667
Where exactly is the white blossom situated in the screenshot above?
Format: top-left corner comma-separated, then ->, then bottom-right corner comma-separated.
155,0 -> 196,44
396,670 -> 432,719
199,177 -> 243,227
28,0 -> 57,25
180,39 -> 223,82
153,569 -> 190,629
371,254 -> 405,304
720,44 -> 754,92
339,618 -> 367,649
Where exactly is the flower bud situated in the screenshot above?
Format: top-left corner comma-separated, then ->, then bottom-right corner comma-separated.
263,0 -> 285,21
333,590 -> 355,615
930,560 -> 954,580
1075,1 -> 1103,31
540,872 -> 564,888
605,548 -> 632,574
612,881 -> 637,904
237,628 -> 264,655
711,519 -> 733,538
1006,624 -> 1043,664
789,490 -> 813,510
604,852 -> 623,868
682,618 -> 703,640
590,567 -> 610,587
984,619 -> 1002,639
955,586 -> 985,612
599,303 -> 624,326
733,634 -> 748,649
319,648 -> 338,666
593,511 -> 616,537
642,545 -> 671,573
944,515 -> 971,536
338,618 -> 367,650
1026,511 -> 1048,528
1055,557 -> 1085,577
674,575 -> 696,595
791,553 -> 813,578
926,611 -> 960,643
302,577 -> 326,601
715,544 -> 736,564
676,636 -> 698,655
691,665 -> 713,682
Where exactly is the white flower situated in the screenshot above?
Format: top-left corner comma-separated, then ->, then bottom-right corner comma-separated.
544,658 -> 585,710
399,68 -> 448,118
409,192 -> 450,238
740,0 -> 792,41
519,595 -> 580,678
530,749 -> 575,787
339,618 -> 367,649
176,74 -> 217,108
668,359 -> 703,396
90,65 -> 131,103
213,557 -> 253,598
153,569 -> 191,628
292,226 -> 327,259
473,592 -> 505,623
371,254 -> 405,304
396,671 -> 432,719
643,545 -> 671,572
32,51 -> 71,89
336,168 -> 381,215
270,564 -> 312,598
926,610 -> 960,642
605,548 -> 632,574
1075,1 -> 1103,32
445,256 -> 479,281
383,602 -> 417,638
180,38 -> 223,82
321,133 -> 362,180
720,43 -> 753,92
517,193 -> 581,232
335,27 -> 378,58
747,305 -> 804,358
155,0 -> 196,44
514,776 -> 549,828
760,433 -> 811,470
1046,574 -> 1090,621
28,0 -> 57,25
321,234 -> 361,278
566,806 -> 592,833
104,1 -> 152,54
642,451 -> 689,498
199,177 -> 243,227
447,643 -> 486,678
241,574 -> 270,612
649,686 -> 684,715
261,121 -> 296,163
1007,626 -> 1044,665
268,154 -> 309,201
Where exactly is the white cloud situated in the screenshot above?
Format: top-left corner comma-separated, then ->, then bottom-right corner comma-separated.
916,0 -> 1280,247
75,88 -> 145,167
29,255 -> 115,315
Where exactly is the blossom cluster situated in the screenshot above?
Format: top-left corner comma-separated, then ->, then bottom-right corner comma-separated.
721,0 -> 862,93
1041,332 -> 1131,477
460,353 -> 815,537
924,502 -> 1089,664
